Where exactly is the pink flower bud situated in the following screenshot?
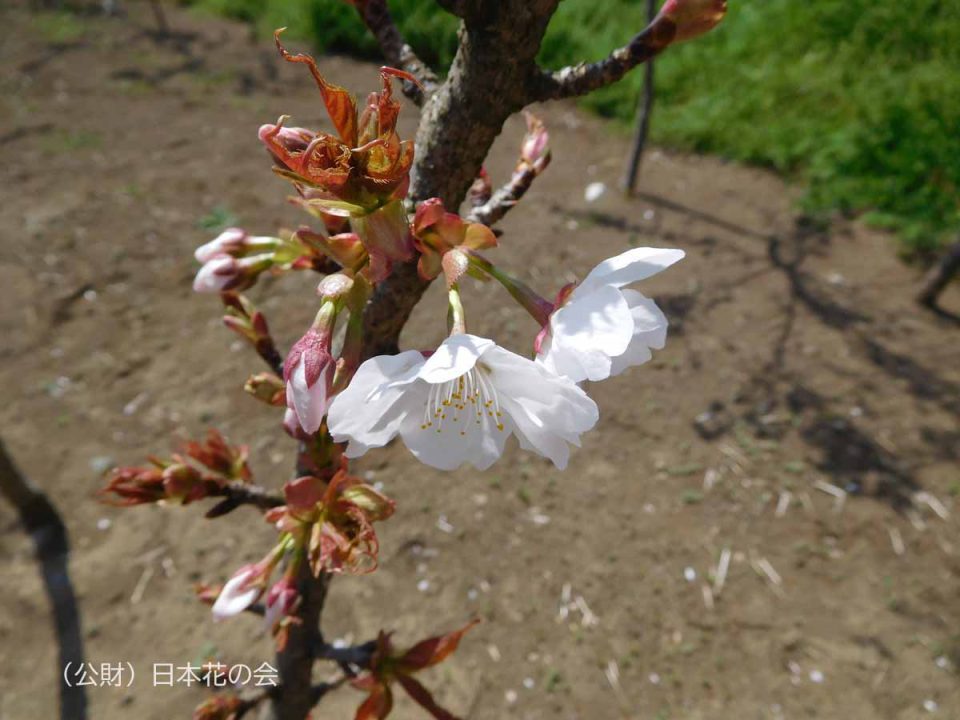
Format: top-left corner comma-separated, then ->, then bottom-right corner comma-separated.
520,112 -> 550,168
264,576 -> 300,628
194,228 -> 248,263
212,565 -> 263,621
283,314 -> 336,434
193,256 -> 239,293
193,254 -> 271,294
317,272 -> 354,300
656,0 -> 727,43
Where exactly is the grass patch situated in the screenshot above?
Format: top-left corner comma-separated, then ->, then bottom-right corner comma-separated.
186,0 -> 960,253
32,11 -> 87,43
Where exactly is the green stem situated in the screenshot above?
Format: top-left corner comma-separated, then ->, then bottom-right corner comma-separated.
447,284 -> 467,335
468,252 -> 554,326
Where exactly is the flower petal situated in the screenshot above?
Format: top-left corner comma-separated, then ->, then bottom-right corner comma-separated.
539,284 -> 634,382
418,334 -> 493,384
399,397 -> 508,471
288,357 -> 330,434
576,247 -> 685,295
212,568 -> 261,621
484,346 -> 598,469
328,351 -> 425,454
608,289 -> 669,376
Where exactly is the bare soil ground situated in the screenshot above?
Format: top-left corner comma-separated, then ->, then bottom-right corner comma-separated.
1,4 -> 959,719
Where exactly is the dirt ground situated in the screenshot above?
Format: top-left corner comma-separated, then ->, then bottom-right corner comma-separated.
2,3 -> 959,719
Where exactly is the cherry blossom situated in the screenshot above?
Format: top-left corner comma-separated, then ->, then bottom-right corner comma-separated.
537,247 -> 684,383
327,334 -> 598,471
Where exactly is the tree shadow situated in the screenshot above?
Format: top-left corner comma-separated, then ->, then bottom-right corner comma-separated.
617,191 -> 955,511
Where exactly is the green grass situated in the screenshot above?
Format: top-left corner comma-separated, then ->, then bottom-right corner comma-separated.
186,0 -> 960,254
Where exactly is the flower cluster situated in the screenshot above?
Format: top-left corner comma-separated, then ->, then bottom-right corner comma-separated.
101,430 -> 251,507
208,469 -> 394,644
188,42 -> 684,474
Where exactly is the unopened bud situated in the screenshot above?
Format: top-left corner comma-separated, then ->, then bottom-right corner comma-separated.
520,112 -> 550,171
244,373 -> 286,406
656,0 -> 727,43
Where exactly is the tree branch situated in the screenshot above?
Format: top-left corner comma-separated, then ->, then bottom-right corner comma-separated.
203,481 -> 285,518
467,162 -> 542,227
352,0 -> 440,106
530,19 -> 675,101
266,567 -> 331,719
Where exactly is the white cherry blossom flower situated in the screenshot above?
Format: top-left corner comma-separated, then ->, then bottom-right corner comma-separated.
537,247 -> 684,383
327,334 -> 598,471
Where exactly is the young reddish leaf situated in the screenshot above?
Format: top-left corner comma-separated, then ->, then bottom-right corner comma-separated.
396,675 -> 459,720
274,30 -> 358,147
355,682 -> 393,720
397,619 -> 479,672
283,475 -> 325,514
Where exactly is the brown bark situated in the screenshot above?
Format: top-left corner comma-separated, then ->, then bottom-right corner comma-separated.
361,0 -> 561,358
353,0 -> 439,105
262,567 -> 330,720
531,17 -> 674,101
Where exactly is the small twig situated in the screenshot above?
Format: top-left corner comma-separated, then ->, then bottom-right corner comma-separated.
352,0 -> 439,106
775,490 -> 792,518
531,16 -> 675,101
204,482 -> 285,518
148,0 -> 170,37
311,676 -> 348,706
130,565 -> 155,604
888,527 -> 905,556
712,547 -> 731,596
467,162 -> 542,227
813,480 -> 847,513
313,639 -> 377,672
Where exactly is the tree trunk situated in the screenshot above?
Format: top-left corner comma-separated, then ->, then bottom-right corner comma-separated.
361,0 -> 561,358
263,568 -> 329,720
272,5 -> 565,716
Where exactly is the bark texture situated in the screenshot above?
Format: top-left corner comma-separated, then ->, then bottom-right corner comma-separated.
263,568 -> 330,720
361,0 -> 561,358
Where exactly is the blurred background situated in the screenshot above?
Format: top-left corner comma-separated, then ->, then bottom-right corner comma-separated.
1,1 -> 958,719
